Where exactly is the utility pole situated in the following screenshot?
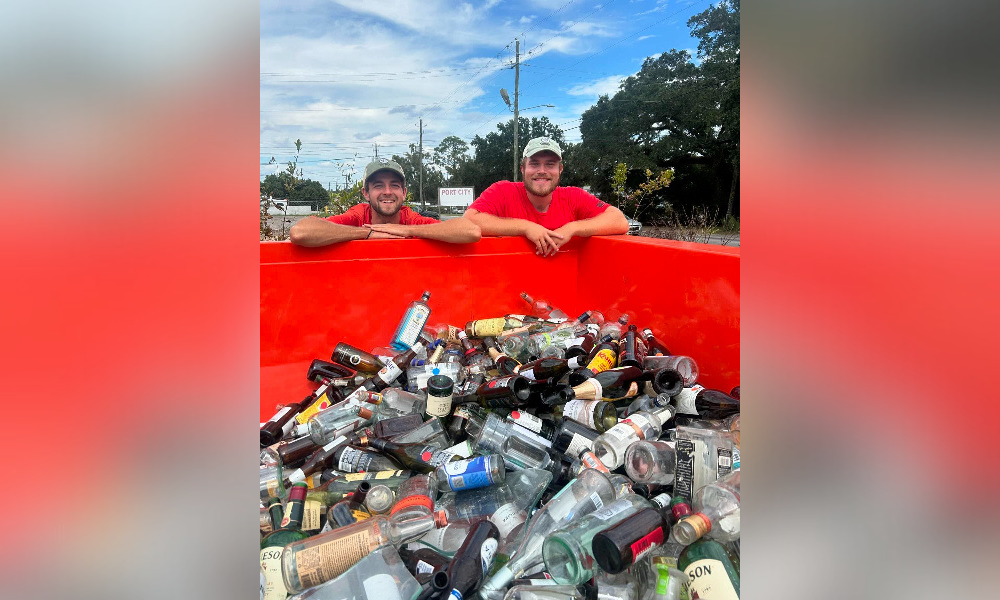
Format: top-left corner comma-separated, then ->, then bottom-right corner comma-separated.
373,142 -> 379,159
513,38 -> 520,182
419,118 -> 424,211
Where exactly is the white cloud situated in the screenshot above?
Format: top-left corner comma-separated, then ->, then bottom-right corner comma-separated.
566,74 -> 627,97
520,16 -> 535,24
638,35 -> 655,41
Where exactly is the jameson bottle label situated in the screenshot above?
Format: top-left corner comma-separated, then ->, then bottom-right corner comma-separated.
684,559 -> 739,600
674,439 -> 696,502
260,547 -> 288,600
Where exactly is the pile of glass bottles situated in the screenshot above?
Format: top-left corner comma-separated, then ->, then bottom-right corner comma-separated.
260,291 -> 741,600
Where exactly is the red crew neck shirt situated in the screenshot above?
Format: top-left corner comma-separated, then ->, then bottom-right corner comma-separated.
325,203 -> 440,226
468,181 -> 610,230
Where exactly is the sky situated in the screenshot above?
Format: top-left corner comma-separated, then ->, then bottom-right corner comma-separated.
260,0 -> 710,189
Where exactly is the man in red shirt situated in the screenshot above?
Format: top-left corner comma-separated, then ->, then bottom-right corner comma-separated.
464,137 -> 629,256
289,159 -> 481,247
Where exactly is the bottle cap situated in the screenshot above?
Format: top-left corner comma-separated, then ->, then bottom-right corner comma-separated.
288,482 -> 309,500
427,374 -> 454,396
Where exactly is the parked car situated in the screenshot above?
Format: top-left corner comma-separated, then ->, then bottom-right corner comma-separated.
627,218 -> 642,236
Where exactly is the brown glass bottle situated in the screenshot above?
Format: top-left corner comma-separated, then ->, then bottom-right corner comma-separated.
367,438 -> 460,473
260,395 -> 315,447
567,337 -> 620,387
570,366 -> 644,401
331,342 -> 385,374
564,331 -> 597,361
618,324 -> 649,369
674,386 -> 741,420
516,356 -> 587,381
360,341 -> 426,393
483,337 -> 520,376
640,328 -> 671,356
592,507 -> 669,574
457,374 -> 532,409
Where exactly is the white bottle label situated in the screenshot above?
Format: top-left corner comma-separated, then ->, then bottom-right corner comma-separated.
509,410 -> 544,433
378,361 -> 404,385
563,399 -> 598,429
426,393 -> 453,417
480,537 -> 498,574
490,502 -> 525,538
673,385 -> 706,416
565,432 -> 593,456
265,406 -> 292,424
339,447 -> 363,472
446,440 -> 474,458
322,435 -> 347,452
732,447 -> 741,471
259,547 -> 288,600
684,558 -> 738,600
589,491 -> 604,510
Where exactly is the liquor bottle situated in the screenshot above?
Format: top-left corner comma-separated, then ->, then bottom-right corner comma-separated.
307,359 -> 356,383
520,292 -> 568,320
345,413 -> 425,447
672,470 -> 740,545
677,539 -> 740,600
367,387 -> 423,422
260,395 -> 315,447
623,392 -> 673,417
367,437 -> 460,473
465,316 -> 533,338
293,380 -> 347,426
625,440 -> 677,485
457,330 -> 494,369
399,546 -> 452,582
332,445 -> 401,474
457,374 -> 532,409
592,504 -> 671,574
331,341 -> 386,374
730,386 -> 740,400
506,410 -> 558,443
476,412 -> 553,454
483,337 -> 521,376
283,432 -> 350,484
310,470 -> 410,503
552,399 -> 618,433
446,520 -> 501,600
425,374 -> 455,419
672,386 -> 740,420
541,493 -> 651,584
361,341 -> 427,393
391,291 -> 432,351
618,324 -> 648,369
390,473 -> 439,522
260,482 -> 310,600
567,338 -> 619,387
446,403 -> 488,442
260,497 -> 282,536
434,454 -> 506,493
280,513 -> 437,594
643,355 -> 699,387
269,418 -> 362,470
641,328 -> 671,356
503,584 -> 592,600
525,326 -> 589,358
389,416 -> 452,447
307,403 -> 373,444
592,405 -> 676,470
364,484 -> 395,515
260,464 -> 286,501
515,356 -> 587,381
479,469 -> 616,598
328,481 -> 373,528
569,366 -> 644,402
550,419 -> 601,456
563,331 -> 597,361
598,313 -> 630,341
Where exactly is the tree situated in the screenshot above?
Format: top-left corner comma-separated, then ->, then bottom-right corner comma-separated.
291,179 -> 329,211
431,136 -> 470,184
391,143 -> 444,208
457,116 -> 565,193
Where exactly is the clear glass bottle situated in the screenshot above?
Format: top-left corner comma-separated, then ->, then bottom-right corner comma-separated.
541,493 -> 651,584
625,440 -> 677,485
593,406 -> 676,470
283,545 -> 422,600
642,355 -> 699,387
391,291 -> 432,351
307,403 -> 373,444
519,292 -> 569,320
672,470 -> 740,545
435,468 -> 551,547
390,473 -> 438,522
389,416 -> 452,448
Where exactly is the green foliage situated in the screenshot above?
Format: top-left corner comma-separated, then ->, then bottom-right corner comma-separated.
326,180 -> 364,215
432,136 -> 470,183
606,164 -> 673,220
391,143 -> 444,207
457,116 -> 565,193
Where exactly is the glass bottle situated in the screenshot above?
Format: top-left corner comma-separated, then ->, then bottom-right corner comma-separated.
592,506 -> 669,574
551,419 -> 601,457
672,470 -> 740,545
460,374 -> 532,409
642,355 -> 699,387
332,444 -> 401,474
426,374 -> 455,419
676,539 -> 740,600
672,385 -> 740,420
567,335 -> 618,386
553,399 -> 618,433
364,484 -> 395,515
457,330 -> 494,369
361,341 -> 427,393
503,584 -> 590,600
389,416 -> 452,448
399,546 -> 452,582
367,438 -> 460,473
280,514 -> 436,594
260,395 -> 315,447
525,327 -> 588,358
390,473 -> 438,522
625,440 -> 677,485
598,313 -> 630,341
445,520 -> 501,600
541,493 -> 651,584
465,316 -> 531,338
434,454 -> 506,493
519,292 -> 568,320
260,482 -> 310,600
507,410 -> 558,443
307,403 -> 373,444
331,341 -> 386,373
618,324 -> 648,369
328,481 -> 373,528
391,290 -> 432,351
640,328 -> 671,356
516,356 -> 587,381
479,469 -> 616,598
371,387 -> 427,422
593,405 -> 676,470
569,366 -> 644,402
563,331 -> 597,361
483,337 -> 521,376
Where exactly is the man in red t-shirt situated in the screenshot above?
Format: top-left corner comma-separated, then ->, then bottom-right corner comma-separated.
289,159 -> 481,247
464,137 -> 628,256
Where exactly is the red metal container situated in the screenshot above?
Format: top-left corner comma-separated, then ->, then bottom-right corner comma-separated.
260,236 -> 739,423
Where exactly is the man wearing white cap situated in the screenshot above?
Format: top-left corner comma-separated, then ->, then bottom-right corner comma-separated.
290,158 -> 481,247
464,137 -> 629,256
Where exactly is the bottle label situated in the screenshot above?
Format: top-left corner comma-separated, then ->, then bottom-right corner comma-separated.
391,493 -> 434,516
322,435 -> 348,453
684,558 -> 738,600
377,360 -> 404,385
605,381 -> 640,401
296,393 -> 332,424
518,367 -> 536,380
509,410 -> 544,433
452,405 -> 472,421
481,537 -> 499,573
343,470 -> 405,481
265,406 -> 292,424
421,447 -> 459,467
673,385 -> 706,416
651,493 -> 672,509
603,423 -> 638,445
446,440 -> 474,458
587,349 -> 617,373
579,378 -> 603,401
259,547 -> 288,600
396,304 -> 432,347
566,354 -> 586,369
579,450 -> 611,474
472,318 -> 507,337
450,590 -> 463,600
732,447 -> 741,471
443,456 -> 496,491
673,439 -> 696,502
426,393 -> 453,418
490,502 -> 525,538
265,478 -> 280,498
630,527 -> 664,562
565,432 -> 594,456
511,423 -> 553,448
563,399 -> 599,429
717,448 -> 733,478
292,529 -> 373,590
415,560 -> 435,575
591,498 -> 634,521
622,413 -> 653,435
589,491 -> 605,510
338,447 -> 364,472
302,500 -> 322,531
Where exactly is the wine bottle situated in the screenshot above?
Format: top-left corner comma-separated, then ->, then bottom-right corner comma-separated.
550,419 -> 601,456
677,539 -> 740,600
592,506 -> 669,574
506,410 -> 558,443
328,481 -> 373,528
260,482 -> 310,600
515,356 -> 587,381
445,520 -> 501,600
367,437 -> 460,473
673,386 -> 740,419
399,546 -> 452,583
570,366 -> 644,402
457,374 -> 532,409
284,433 -> 350,484
260,395 -> 315,447
331,342 -> 386,374
553,399 -> 618,433
618,324 -> 648,369
465,316 -> 533,338
641,328 -> 671,356
391,291 -> 432,351
563,331 -> 597,361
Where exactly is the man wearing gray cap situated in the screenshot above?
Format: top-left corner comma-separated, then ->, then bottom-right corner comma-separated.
289,158 -> 481,247
464,136 -> 628,256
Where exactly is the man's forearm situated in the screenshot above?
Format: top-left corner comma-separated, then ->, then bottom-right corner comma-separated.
289,217 -> 369,247
570,207 -> 630,237
407,217 -> 482,243
463,210 -> 528,237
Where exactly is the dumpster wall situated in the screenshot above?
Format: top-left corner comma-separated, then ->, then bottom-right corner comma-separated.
260,236 -> 739,422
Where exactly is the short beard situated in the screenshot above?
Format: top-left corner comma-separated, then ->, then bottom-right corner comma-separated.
524,176 -> 559,197
368,198 -> 401,218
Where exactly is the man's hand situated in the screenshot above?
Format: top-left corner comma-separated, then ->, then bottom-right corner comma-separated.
365,223 -> 411,238
523,222 -> 565,257
550,222 -> 578,253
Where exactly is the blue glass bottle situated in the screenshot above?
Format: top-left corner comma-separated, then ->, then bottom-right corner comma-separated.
391,291 -> 432,351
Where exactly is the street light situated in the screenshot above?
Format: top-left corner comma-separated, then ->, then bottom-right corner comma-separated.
499,89 -> 554,181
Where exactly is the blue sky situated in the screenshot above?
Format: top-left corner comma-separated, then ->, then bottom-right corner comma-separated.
261,0 -> 710,189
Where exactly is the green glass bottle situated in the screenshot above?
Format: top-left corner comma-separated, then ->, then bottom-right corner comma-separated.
260,482 -> 310,600
677,538 -> 740,599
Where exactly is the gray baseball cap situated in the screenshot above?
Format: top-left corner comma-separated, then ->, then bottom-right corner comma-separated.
363,158 -> 406,186
522,136 -> 562,159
